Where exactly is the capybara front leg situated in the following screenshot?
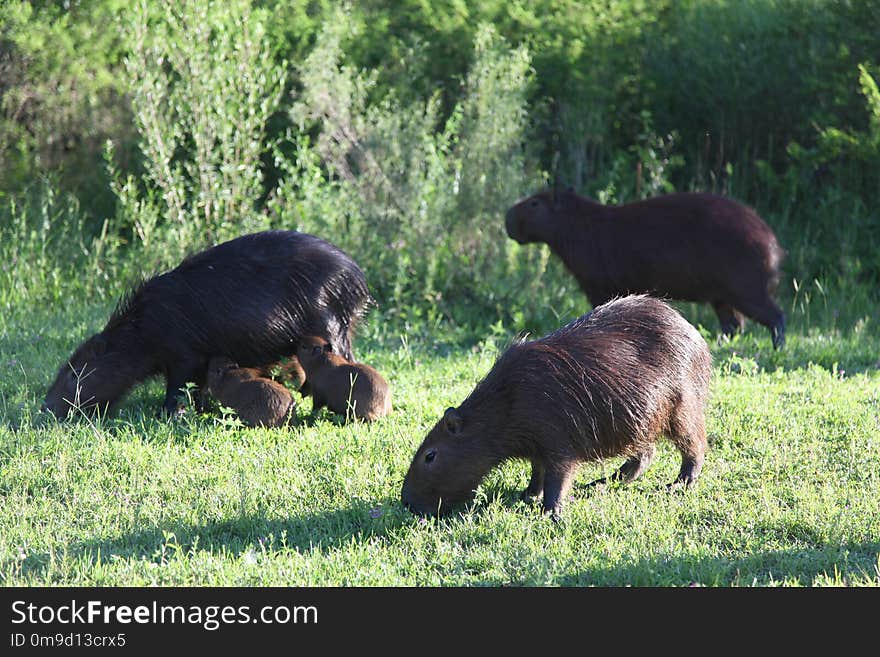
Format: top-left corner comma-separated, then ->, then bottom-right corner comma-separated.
163,362 -> 202,416
521,458 -> 545,502
736,296 -> 786,349
713,302 -> 745,337
542,464 -> 577,520
770,313 -> 786,350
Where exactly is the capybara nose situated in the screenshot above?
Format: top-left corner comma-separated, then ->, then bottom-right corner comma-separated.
504,211 -> 515,238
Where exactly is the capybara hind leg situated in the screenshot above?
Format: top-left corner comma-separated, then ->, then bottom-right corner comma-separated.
587,445 -> 656,487
521,458 -> 545,502
542,464 -> 577,520
668,430 -> 707,490
713,302 -> 745,337
670,452 -> 705,490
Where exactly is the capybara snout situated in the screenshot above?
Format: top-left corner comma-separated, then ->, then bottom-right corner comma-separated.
505,194 -> 551,245
401,407 -> 486,516
401,295 -> 712,519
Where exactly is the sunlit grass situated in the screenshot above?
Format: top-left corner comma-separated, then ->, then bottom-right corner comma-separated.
1,295 -> 878,586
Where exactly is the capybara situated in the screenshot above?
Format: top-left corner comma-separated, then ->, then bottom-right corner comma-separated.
401,295 -> 712,519
505,188 -> 786,348
206,356 -> 296,428
43,230 -> 372,418
296,335 -> 391,422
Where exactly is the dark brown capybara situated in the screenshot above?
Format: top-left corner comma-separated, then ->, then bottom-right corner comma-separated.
206,356 -> 296,428
296,335 -> 392,422
43,230 -> 372,418
401,295 -> 712,519
505,188 -> 786,348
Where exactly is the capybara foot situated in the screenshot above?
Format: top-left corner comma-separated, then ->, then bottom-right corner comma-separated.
542,506 -> 562,523
771,320 -> 785,350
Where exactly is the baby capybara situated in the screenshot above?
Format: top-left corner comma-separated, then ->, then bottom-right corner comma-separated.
206,357 -> 296,428
43,230 -> 372,418
296,336 -> 391,422
505,188 -> 786,348
401,295 -> 712,519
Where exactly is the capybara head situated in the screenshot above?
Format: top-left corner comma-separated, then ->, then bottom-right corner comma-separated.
401,406 -> 497,516
206,356 -> 238,390
296,335 -> 333,369
43,334 -> 133,418
505,189 -> 571,244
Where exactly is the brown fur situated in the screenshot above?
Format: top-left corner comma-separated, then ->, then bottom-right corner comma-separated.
296,336 -> 392,422
206,356 -> 296,428
505,188 -> 786,348
401,295 -> 712,519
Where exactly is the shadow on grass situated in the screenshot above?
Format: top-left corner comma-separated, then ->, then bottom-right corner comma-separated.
552,541 -> 880,587
6,499 -> 413,581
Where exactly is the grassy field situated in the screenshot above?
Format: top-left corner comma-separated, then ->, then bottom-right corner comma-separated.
1,297 -> 878,587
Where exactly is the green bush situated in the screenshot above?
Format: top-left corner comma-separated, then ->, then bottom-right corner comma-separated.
0,0 -> 131,217
108,0 -> 285,266
274,20 -> 579,331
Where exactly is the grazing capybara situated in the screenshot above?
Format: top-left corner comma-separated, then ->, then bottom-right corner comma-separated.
401,295 -> 712,519
296,335 -> 391,422
43,230 -> 372,418
206,356 -> 296,428
505,188 -> 786,348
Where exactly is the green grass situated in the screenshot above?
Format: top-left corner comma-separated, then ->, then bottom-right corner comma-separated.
1,296 -> 878,587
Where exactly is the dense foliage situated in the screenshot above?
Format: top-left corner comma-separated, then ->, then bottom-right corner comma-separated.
2,0 -> 878,332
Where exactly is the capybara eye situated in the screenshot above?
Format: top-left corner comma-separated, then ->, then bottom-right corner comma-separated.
529,199 -> 539,207
424,449 -> 436,464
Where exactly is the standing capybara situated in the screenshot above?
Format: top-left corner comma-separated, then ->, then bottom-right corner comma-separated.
401,295 -> 712,519
505,188 -> 786,348
43,230 -> 372,418
296,335 -> 391,422
206,356 -> 296,428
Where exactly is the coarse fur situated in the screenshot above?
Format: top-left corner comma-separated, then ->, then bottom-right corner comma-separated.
296,335 -> 392,422
206,356 -> 296,428
44,231 -> 372,418
401,295 -> 712,519
505,188 -> 786,348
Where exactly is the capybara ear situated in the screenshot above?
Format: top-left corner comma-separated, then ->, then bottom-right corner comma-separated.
323,341 -> 332,353
443,407 -> 463,435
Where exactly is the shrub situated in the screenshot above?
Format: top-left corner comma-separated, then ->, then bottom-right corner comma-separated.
273,20 -> 579,332
109,0 -> 286,266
